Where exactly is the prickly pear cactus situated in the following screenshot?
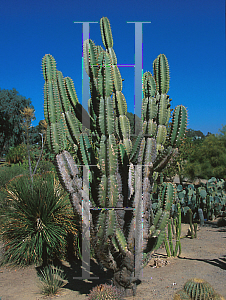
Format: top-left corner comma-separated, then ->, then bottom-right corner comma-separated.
42,16 -> 187,296
86,283 -> 123,300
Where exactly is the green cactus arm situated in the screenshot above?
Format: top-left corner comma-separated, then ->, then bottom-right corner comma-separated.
107,175 -> 119,207
83,39 -> 99,79
143,138 -> 157,167
115,227 -> 128,255
143,71 -> 156,98
156,124 -> 167,150
163,182 -> 176,211
157,94 -> 171,126
153,207 -> 163,228
153,147 -> 178,172
98,175 -> 108,207
153,230 -> 166,250
142,98 -> 158,125
153,54 -> 170,95
42,53 -> 57,81
64,77 -> 91,130
129,133 -> 144,163
100,16 -> 113,49
100,17 -> 132,155
43,54 -> 85,154
97,52 -> 113,98
99,96 -> 115,135
157,211 -> 170,232
164,231 -> 171,257
173,203 -> 182,256
96,210 -> 108,246
168,218 -> 174,256
79,133 -> 93,166
169,105 -> 188,147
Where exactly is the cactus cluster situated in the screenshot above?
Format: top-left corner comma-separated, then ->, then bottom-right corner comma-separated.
173,278 -> 225,300
172,178 -> 226,224
86,283 -> 123,300
42,16 -> 187,295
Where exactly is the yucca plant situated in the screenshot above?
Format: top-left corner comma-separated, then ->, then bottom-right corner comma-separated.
37,264 -> 67,296
0,172 -> 78,267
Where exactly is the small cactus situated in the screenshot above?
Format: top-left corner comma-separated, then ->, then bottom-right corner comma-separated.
183,278 -> 217,300
174,278 -> 225,300
86,283 -> 124,300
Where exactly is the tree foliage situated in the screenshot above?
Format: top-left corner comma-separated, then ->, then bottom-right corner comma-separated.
184,127 -> 226,180
186,128 -> 205,140
0,88 -> 34,156
162,126 -> 226,182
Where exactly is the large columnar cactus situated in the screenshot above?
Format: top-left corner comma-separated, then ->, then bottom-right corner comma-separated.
42,17 -> 187,296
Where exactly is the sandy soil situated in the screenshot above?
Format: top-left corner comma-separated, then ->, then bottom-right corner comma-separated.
0,220 -> 225,300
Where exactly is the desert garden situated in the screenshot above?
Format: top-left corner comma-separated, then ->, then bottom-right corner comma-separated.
0,16 -> 226,300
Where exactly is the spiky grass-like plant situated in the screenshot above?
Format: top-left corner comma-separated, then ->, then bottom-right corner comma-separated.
0,172 -> 78,267
37,265 -> 67,296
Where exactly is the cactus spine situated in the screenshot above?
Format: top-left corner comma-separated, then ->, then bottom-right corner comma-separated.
42,17 -> 187,296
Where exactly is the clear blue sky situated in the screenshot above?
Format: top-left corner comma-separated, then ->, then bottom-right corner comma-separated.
1,0 -> 225,135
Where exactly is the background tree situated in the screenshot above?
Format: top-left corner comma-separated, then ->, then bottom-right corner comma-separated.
186,128 -> 205,140
0,88 -> 34,156
20,108 -> 48,180
20,107 -> 35,178
184,128 -> 226,180
216,124 -> 226,147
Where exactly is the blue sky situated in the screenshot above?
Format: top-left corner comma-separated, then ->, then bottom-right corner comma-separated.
1,0 -> 225,135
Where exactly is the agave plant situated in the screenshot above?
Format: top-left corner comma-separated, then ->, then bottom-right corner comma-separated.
42,17 -> 187,296
0,172 -> 78,267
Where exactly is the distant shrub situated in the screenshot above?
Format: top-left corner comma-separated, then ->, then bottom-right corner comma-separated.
5,144 -> 27,164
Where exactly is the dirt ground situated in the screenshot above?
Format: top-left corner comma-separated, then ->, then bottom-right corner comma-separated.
0,220 -> 225,300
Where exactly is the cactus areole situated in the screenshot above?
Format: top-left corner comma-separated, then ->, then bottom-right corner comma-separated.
42,17 -> 187,296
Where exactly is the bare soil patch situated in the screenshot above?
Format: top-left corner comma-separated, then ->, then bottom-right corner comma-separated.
0,220 -> 225,300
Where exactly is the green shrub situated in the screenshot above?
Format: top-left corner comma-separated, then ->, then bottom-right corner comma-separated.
0,164 -> 29,228
0,172 -> 78,267
0,164 -> 29,187
5,144 -> 27,164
